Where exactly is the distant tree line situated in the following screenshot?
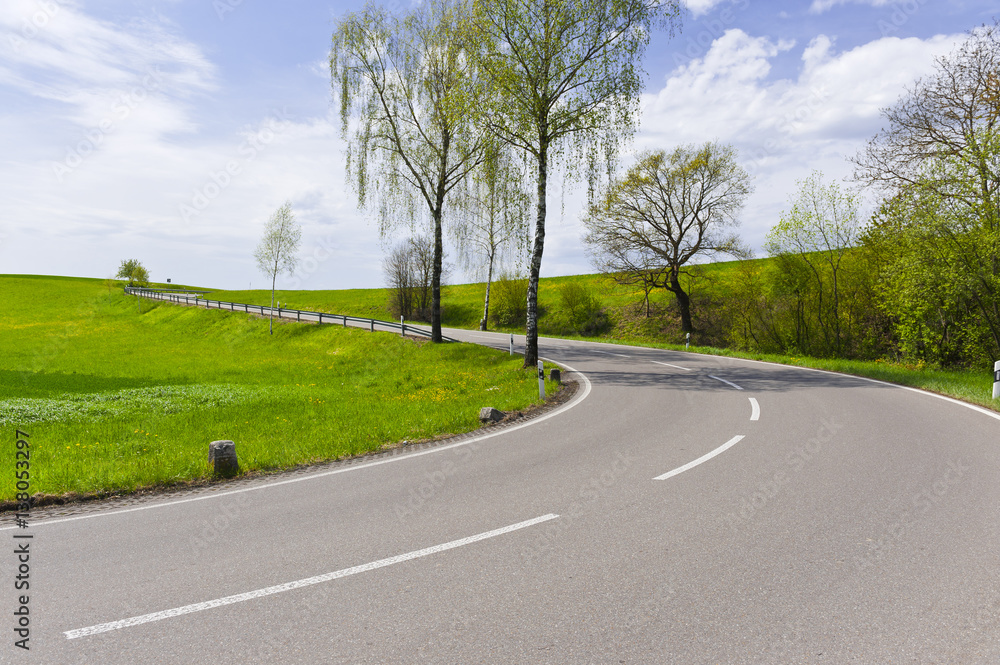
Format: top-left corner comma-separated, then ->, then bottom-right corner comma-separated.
720,22 -> 999,368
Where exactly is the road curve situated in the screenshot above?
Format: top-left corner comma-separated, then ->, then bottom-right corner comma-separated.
8,328 -> 1000,664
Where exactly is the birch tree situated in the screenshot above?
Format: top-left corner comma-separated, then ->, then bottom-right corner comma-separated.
331,0 -> 486,343
254,201 -> 301,335
468,0 -> 681,367
451,147 -> 531,330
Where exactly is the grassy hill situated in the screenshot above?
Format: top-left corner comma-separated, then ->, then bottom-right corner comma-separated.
0,275 -> 556,502
217,261 -> 996,413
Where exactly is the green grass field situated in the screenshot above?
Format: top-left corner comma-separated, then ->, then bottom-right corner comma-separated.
214,263 -> 999,415
0,275 -> 556,503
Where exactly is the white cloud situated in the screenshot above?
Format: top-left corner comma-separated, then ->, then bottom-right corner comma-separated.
809,0 -> 892,14
682,0 -> 729,17
636,29 -> 964,252
0,2 -> 385,290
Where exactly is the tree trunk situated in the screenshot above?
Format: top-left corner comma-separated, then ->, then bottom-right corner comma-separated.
524,132 -> 548,369
431,202 -> 444,343
482,257 -> 493,331
269,270 -> 276,336
669,270 -> 693,334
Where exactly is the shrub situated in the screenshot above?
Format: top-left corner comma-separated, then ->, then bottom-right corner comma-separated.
490,272 -> 528,327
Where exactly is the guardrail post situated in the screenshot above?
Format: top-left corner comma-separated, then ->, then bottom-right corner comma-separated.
343,315 -> 347,328
370,319 -> 374,333
537,360 -> 545,399
297,310 -> 300,322
994,360 -> 1000,399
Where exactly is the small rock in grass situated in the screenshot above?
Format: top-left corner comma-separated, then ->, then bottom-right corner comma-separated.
479,407 -> 505,423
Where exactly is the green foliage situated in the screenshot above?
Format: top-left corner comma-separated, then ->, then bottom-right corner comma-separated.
489,272 -> 529,327
864,182 -> 1000,367
254,201 -> 302,334
0,275 -> 555,501
468,0 -> 682,365
584,142 -> 752,334
555,282 -> 607,336
760,172 -> 864,357
331,0 -> 488,342
116,259 -> 149,287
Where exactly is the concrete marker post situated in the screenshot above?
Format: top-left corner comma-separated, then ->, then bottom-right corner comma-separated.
510,333 -> 514,356
993,360 -> 1000,399
537,360 -> 545,400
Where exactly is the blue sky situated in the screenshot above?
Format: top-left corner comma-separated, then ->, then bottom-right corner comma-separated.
1,0 -> 996,290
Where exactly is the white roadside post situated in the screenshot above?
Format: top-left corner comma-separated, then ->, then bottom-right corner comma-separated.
685,332 -> 690,349
993,360 -> 1000,399
510,333 -> 514,356
537,360 -> 545,400
400,315 -> 405,336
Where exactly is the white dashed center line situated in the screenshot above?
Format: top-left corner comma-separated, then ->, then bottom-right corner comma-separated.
654,436 -> 746,481
709,375 -> 743,391
652,361 -> 691,371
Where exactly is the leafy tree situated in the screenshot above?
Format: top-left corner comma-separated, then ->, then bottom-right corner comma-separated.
468,0 -> 681,366
583,143 -> 752,335
489,271 -> 529,327
451,147 -> 531,330
853,21 -> 999,220
254,201 -> 302,335
854,22 -> 1000,365
331,0 -> 487,343
116,259 -> 149,288
765,172 -> 862,356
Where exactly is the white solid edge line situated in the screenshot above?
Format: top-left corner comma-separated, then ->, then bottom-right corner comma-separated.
708,375 -> 744,391
651,360 -> 691,371
3,363 -> 591,531
65,513 -> 559,639
513,335 -> 1000,426
715,354 -> 1000,423
654,436 -> 745,481
749,397 -> 760,421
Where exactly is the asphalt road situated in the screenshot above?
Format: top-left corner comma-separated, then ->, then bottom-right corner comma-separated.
4,327 -> 1000,664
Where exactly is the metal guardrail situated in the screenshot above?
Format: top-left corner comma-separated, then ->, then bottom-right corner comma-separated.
124,287 -> 457,341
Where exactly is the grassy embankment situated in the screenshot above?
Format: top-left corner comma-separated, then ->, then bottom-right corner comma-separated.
214,260 -> 998,413
0,275 -> 557,503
